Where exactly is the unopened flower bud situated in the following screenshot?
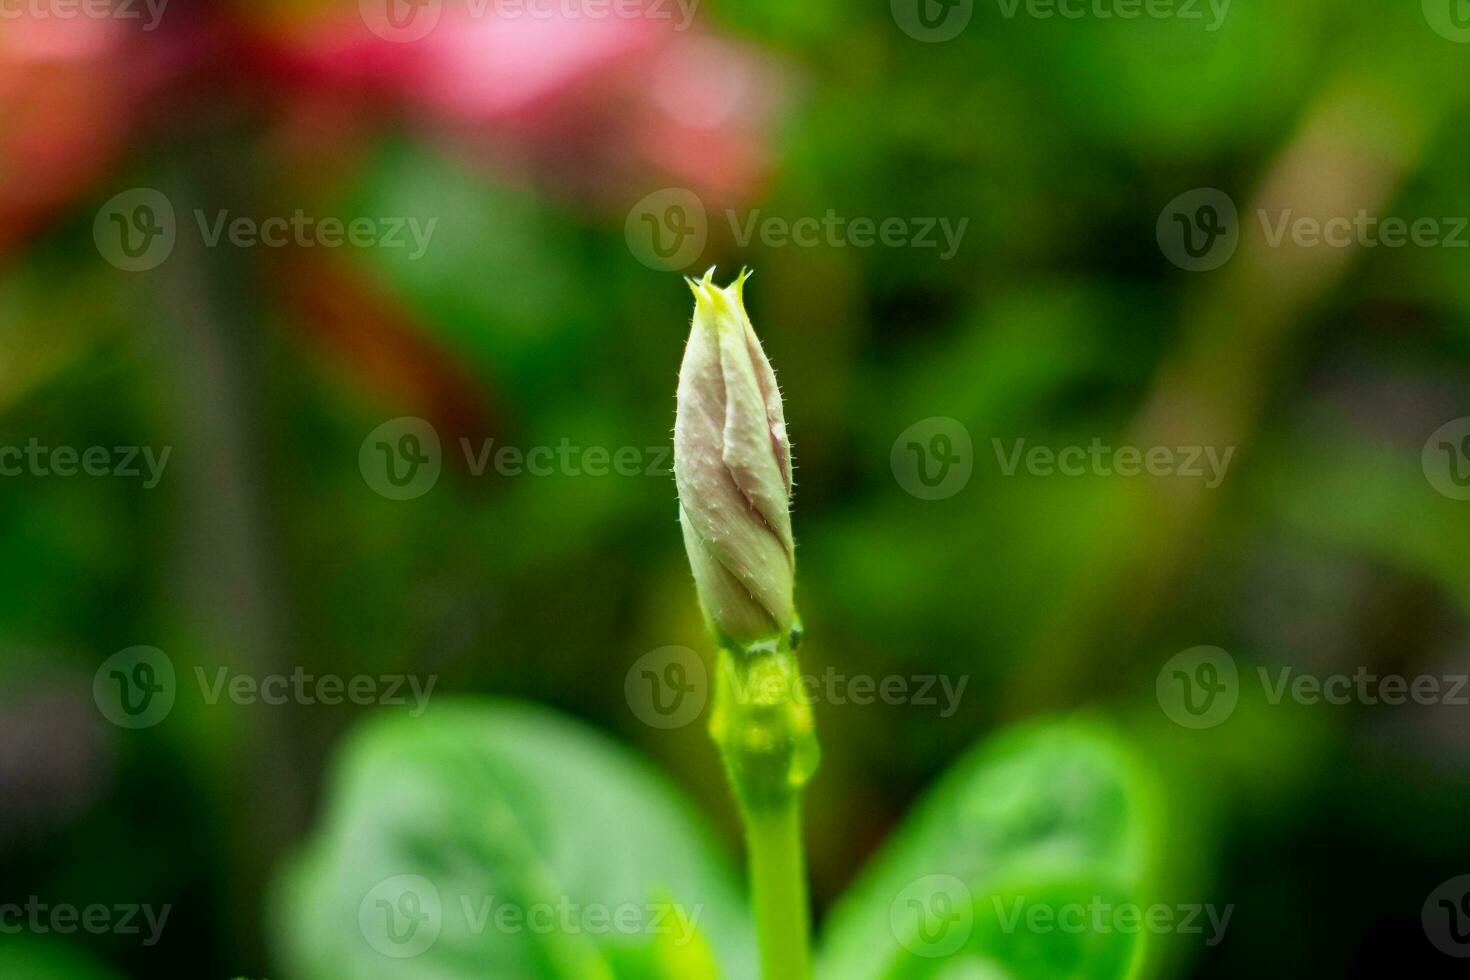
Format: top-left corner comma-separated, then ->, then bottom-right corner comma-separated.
674,269 -> 796,647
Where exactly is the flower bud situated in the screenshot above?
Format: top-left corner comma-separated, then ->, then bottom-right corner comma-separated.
674,269 -> 795,647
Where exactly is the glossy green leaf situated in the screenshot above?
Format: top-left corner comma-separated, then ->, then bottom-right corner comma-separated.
818,721 -> 1162,980
272,700 -> 754,980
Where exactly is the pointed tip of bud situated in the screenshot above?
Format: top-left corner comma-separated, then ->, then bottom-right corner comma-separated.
731,266 -> 753,301
687,269 -> 745,332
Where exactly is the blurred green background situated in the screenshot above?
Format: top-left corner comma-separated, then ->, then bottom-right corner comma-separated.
2,0 -> 1470,975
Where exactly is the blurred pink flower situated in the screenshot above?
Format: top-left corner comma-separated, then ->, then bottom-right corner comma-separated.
0,16 -> 134,256
266,0 -> 788,205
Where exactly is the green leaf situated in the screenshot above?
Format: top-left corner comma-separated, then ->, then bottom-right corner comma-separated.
272,700 -> 754,980
818,720 -> 1162,980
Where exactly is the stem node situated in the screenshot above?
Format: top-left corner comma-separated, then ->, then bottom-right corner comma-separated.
708,640 -> 818,980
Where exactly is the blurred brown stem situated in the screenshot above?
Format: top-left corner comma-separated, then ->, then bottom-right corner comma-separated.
1010,74 -> 1442,711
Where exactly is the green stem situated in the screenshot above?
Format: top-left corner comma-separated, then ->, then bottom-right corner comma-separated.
708,640 -> 819,980
746,802 -> 812,980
